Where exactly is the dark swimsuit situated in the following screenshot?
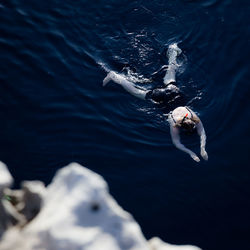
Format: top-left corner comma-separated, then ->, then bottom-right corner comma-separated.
145,85 -> 187,112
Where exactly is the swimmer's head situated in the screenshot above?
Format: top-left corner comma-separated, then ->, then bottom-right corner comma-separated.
181,119 -> 196,133
171,108 -> 199,133
174,113 -> 196,132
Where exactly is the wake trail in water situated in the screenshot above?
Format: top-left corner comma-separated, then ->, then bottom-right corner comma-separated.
101,43 -> 183,89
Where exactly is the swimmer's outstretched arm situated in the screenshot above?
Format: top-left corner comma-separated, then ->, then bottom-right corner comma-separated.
170,126 -> 200,162
103,71 -> 149,100
196,121 -> 208,160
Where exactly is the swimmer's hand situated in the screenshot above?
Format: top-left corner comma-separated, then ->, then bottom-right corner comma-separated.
201,149 -> 208,161
190,153 -> 200,162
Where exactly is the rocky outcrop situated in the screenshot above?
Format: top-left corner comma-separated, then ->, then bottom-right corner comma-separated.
0,162 -> 201,250
149,238 -> 201,250
0,162 -> 14,237
4,180 -> 46,223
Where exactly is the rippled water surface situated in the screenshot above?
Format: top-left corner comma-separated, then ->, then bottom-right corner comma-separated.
0,0 -> 250,249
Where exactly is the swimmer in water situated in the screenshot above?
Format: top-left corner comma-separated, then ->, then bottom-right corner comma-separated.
103,43 -> 208,162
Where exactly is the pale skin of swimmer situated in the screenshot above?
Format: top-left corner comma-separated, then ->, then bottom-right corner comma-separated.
103,44 -> 208,162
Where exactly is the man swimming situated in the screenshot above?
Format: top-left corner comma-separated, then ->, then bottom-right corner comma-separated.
103,43 -> 208,162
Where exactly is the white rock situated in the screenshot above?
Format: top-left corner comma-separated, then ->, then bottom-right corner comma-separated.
149,237 -> 201,250
0,163 -> 149,250
0,161 -> 14,237
0,163 -> 202,250
3,181 -> 46,223
0,162 -> 13,189
19,181 -> 46,221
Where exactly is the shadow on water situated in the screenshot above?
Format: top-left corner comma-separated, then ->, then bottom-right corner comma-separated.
0,0 -> 250,249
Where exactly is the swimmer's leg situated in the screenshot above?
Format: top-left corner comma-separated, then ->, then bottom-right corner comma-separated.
163,43 -> 182,85
103,71 -> 149,100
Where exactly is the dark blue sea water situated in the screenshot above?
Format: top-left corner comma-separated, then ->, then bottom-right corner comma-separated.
0,0 -> 250,249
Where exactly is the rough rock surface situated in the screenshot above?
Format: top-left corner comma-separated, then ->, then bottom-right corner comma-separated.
4,181 -> 46,223
0,162 -> 201,250
149,238 -> 201,250
0,162 -> 13,190
0,162 -> 14,237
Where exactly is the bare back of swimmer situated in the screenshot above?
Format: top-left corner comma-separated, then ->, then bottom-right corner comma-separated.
103,43 -> 208,162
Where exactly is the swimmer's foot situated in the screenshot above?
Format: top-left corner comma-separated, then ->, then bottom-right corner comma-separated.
163,43 -> 182,85
167,43 -> 182,58
103,71 -> 115,86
